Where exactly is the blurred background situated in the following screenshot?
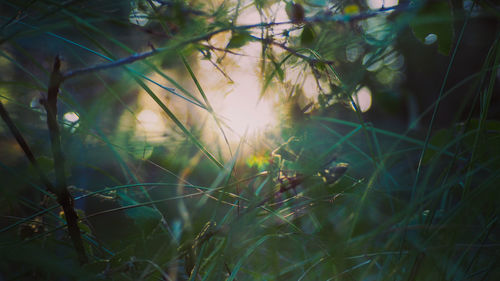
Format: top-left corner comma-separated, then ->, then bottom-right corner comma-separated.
1,0 -> 499,280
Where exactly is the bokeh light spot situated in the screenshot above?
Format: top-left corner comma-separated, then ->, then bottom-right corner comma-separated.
136,109 -> 166,143
220,88 -> 276,138
63,111 -> 79,123
351,87 -> 373,112
366,0 -> 399,10
424,34 -> 438,45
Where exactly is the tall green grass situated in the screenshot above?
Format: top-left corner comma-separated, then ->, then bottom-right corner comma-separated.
0,1 -> 499,280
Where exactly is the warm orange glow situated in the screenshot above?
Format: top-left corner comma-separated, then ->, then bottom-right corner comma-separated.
351,87 -> 372,113
137,109 -> 160,126
136,109 -> 166,143
200,40 -> 278,143
219,79 -> 276,137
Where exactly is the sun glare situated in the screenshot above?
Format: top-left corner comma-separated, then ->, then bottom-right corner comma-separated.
63,111 -> 80,132
220,78 -> 276,137
136,109 -> 166,142
199,37 -> 278,143
351,87 -> 373,112
63,111 -> 79,123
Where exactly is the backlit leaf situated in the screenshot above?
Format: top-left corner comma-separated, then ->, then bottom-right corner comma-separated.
300,24 -> 316,47
226,30 -> 253,49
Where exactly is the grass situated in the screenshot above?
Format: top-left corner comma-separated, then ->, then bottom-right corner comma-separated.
1,0 -> 499,280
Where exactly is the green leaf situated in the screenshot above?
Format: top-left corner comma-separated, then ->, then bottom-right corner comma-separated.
226,30 -> 253,49
422,128 -> 454,164
410,1 -> 455,55
261,53 -> 292,99
285,2 -> 294,20
131,71 -> 224,169
75,209 -> 92,234
300,24 -> 316,47
272,59 -> 285,81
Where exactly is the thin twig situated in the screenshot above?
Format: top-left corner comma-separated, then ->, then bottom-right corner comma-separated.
43,55 -> 88,264
44,56 -> 65,190
62,49 -> 161,80
0,101 -> 56,192
256,36 -> 337,65
200,43 -> 245,56
60,4 -> 411,82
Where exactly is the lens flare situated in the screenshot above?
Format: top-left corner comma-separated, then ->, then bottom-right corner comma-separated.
220,84 -> 276,137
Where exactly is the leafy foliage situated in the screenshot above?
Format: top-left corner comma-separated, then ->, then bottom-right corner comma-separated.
410,0 -> 455,55
0,0 -> 499,280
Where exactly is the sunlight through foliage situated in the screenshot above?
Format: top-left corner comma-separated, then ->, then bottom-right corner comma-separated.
0,0 -> 498,280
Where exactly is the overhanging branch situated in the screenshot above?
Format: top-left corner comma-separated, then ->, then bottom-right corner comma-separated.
59,4 -> 412,82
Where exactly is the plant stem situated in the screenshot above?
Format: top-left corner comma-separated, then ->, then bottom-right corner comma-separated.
0,101 -> 55,192
43,55 -> 88,264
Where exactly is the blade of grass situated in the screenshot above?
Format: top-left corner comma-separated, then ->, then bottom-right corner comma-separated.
411,0 -> 475,201
260,53 -> 293,100
462,36 -> 500,195
315,116 -> 465,160
227,235 -> 270,281
131,72 -> 224,169
180,54 -> 232,154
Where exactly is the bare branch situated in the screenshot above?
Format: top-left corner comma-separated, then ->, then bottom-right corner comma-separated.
0,101 -> 56,193
43,56 -> 65,191
256,36 -> 337,65
43,55 -> 88,265
60,4 -> 411,81
63,49 -> 161,80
